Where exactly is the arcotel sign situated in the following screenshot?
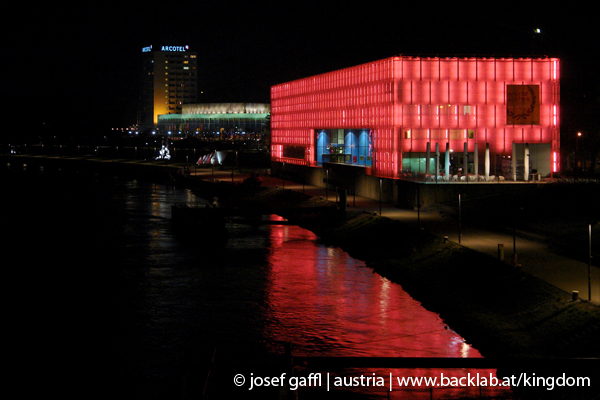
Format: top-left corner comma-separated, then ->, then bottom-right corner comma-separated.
161,45 -> 189,52
142,45 -> 189,52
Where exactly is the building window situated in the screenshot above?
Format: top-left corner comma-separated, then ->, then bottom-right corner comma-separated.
314,129 -> 372,167
283,145 -> 305,159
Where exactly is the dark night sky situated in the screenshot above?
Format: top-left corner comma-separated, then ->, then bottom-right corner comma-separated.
7,1 -> 599,139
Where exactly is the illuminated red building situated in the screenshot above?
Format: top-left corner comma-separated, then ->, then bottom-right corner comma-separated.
271,56 -> 560,201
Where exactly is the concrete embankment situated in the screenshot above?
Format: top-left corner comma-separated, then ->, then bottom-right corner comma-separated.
202,181 -> 600,360
304,212 -> 600,360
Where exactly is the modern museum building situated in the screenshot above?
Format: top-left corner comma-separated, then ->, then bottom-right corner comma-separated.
270,55 -> 560,204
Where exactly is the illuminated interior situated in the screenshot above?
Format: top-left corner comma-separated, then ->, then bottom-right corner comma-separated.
271,56 -> 560,180
314,129 -> 372,166
156,103 -> 270,136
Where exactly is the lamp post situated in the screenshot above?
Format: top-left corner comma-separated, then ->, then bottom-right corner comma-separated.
417,185 -> 421,228
231,154 -> 235,184
576,132 -> 582,170
512,203 -> 521,267
325,169 -> 329,200
379,178 -> 382,216
589,223 -> 593,301
458,193 -> 462,244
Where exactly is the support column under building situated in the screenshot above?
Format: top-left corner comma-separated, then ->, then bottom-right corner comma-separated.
435,143 -> 440,182
425,142 -> 431,176
512,143 -> 517,181
524,143 -> 530,182
445,143 -> 450,179
485,143 -> 490,181
463,142 -> 468,176
474,142 -> 478,180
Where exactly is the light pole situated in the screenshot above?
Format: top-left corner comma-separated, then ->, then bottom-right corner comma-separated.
589,223 -> 593,301
458,193 -> 462,244
512,203 -> 521,267
325,169 -> 329,200
576,132 -> 582,170
417,185 -> 421,228
379,178 -> 382,216
575,132 -> 582,171
513,214 -> 517,265
231,155 -> 235,184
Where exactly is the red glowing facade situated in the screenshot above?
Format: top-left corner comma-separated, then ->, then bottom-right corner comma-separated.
271,56 -> 560,179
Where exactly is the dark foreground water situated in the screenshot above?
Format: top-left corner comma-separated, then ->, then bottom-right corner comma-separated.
3,162 -> 509,399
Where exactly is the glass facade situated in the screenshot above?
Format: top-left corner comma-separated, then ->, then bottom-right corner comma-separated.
156,103 -> 270,137
271,56 -> 560,179
315,129 -> 372,166
157,113 -> 267,135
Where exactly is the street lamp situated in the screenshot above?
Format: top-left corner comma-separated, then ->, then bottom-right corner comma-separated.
458,193 -> 462,243
576,132 -> 582,170
325,169 -> 329,200
379,178 -> 382,216
589,222 -> 598,301
417,185 -> 421,228
512,203 -> 522,267
589,223 -> 592,301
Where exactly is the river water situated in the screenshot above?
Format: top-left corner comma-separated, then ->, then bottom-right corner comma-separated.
3,162 -> 509,399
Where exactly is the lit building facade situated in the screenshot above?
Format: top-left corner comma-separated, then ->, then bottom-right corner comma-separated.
156,103 -> 270,137
271,56 -> 560,184
141,44 -> 198,131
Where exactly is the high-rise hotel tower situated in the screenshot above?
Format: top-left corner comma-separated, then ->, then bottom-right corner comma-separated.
140,44 -> 198,132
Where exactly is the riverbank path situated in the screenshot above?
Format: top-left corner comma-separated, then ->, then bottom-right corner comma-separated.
189,167 -> 599,305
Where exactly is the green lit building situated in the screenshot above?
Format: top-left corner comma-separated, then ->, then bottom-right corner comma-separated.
156,103 -> 270,138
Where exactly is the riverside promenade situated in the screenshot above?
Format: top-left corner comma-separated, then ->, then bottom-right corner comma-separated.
3,153 -> 598,305
188,166 -> 600,305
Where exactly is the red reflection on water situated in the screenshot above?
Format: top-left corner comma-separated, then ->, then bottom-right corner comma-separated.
264,219 -> 511,399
